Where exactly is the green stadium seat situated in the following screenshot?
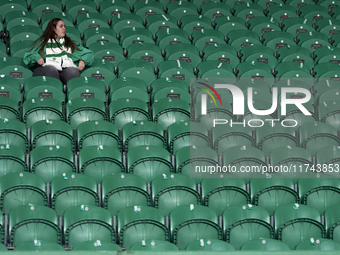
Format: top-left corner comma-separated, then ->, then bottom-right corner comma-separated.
157,60 -> 195,86
0,118 -> 27,152
65,0 -> 98,19
196,60 -> 236,79
145,14 -> 178,35
300,121 -> 340,155
24,75 -> 64,103
155,28 -> 191,50
166,1 -> 197,20
0,172 -> 47,214
222,146 -> 266,181
122,120 -> 166,152
240,44 -> 277,69
248,17 -> 281,36
316,146 -> 340,172
180,15 -> 212,35
30,0 -> 63,18
81,66 -> 116,86
201,178 -> 250,216
23,97 -> 64,128
78,146 -> 124,183
117,206 -> 168,249
233,2 -> 265,20
5,11 -> 39,31
109,98 -> 150,130
88,41 -> 124,67
215,16 -> 248,35
282,17 -> 315,37
77,120 -> 120,150
167,121 -> 210,154
111,13 -> 144,33
152,98 -> 190,130
75,12 -> 109,34
0,0 -> 27,18
212,124 -> 254,156
164,43 -> 201,68
126,145 -> 173,183
266,4 -> 299,22
117,60 -> 156,85
132,0 -> 165,18
63,205 -> 115,248
256,122 -> 299,156
274,203 -> 325,250
299,5 -> 331,23
299,178 -> 340,214
66,97 -> 107,129
175,146 -> 219,183
119,27 -> 154,49
40,12 -> 74,30
51,173 -> 98,216
30,145 -> 76,183
30,120 -> 74,151
99,0 -> 130,19
8,204 -> 60,247
102,174 -> 150,216
223,204 -> 273,250
126,43 -> 163,68
151,173 -> 200,215
250,178 -> 299,215
170,204 -> 222,250
202,43 -> 239,68
200,2 -> 231,22
0,144 -> 27,177
270,146 -> 312,181
83,27 -> 118,47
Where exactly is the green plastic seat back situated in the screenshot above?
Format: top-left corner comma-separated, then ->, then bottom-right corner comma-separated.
169,204 -> 221,250
127,145 -> 173,183
151,173 -> 200,215
223,204 -> 273,250
0,144 -> 27,176
102,174 -> 150,216
0,172 -> 47,214
51,174 -> 99,216
201,178 -> 249,216
274,203 -> 325,250
8,204 -> 60,246
30,145 -> 76,182
31,120 -> 74,151
117,206 -> 168,249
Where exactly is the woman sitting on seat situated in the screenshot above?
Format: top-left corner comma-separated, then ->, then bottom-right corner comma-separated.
24,18 -> 94,84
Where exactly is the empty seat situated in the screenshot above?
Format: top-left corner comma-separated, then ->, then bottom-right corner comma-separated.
51,174 -> 99,216
77,120 -> 120,151
295,238 -> 340,250
250,178 -> 299,215
15,240 -> 65,251
130,239 -> 179,251
201,178 -> 250,216
30,145 -> 76,183
167,121 -> 210,155
298,178 -> 340,214
126,145 -> 173,183
63,205 -> 115,248
0,172 -> 47,214
0,118 -> 27,152
8,204 -> 60,247
117,206 -> 168,249
102,174 -> 150,216
169,204 -> 222,250
274,203 -> 325,250
151,173 -> 200,215
0,144 -> 27,177
78,146 -> 124,183
30,120 -> 74,151
66,97 -> 107,129
223,204 -> 273,250
122,120 -> 166,152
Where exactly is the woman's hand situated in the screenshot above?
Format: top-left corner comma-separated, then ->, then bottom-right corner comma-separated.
78,60 -> 85,71
37,58 -> 44,65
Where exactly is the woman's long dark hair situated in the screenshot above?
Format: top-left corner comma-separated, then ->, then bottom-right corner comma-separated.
29,18 -> 81,56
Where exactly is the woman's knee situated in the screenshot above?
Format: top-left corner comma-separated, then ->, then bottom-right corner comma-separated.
60,67 -> 80,84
